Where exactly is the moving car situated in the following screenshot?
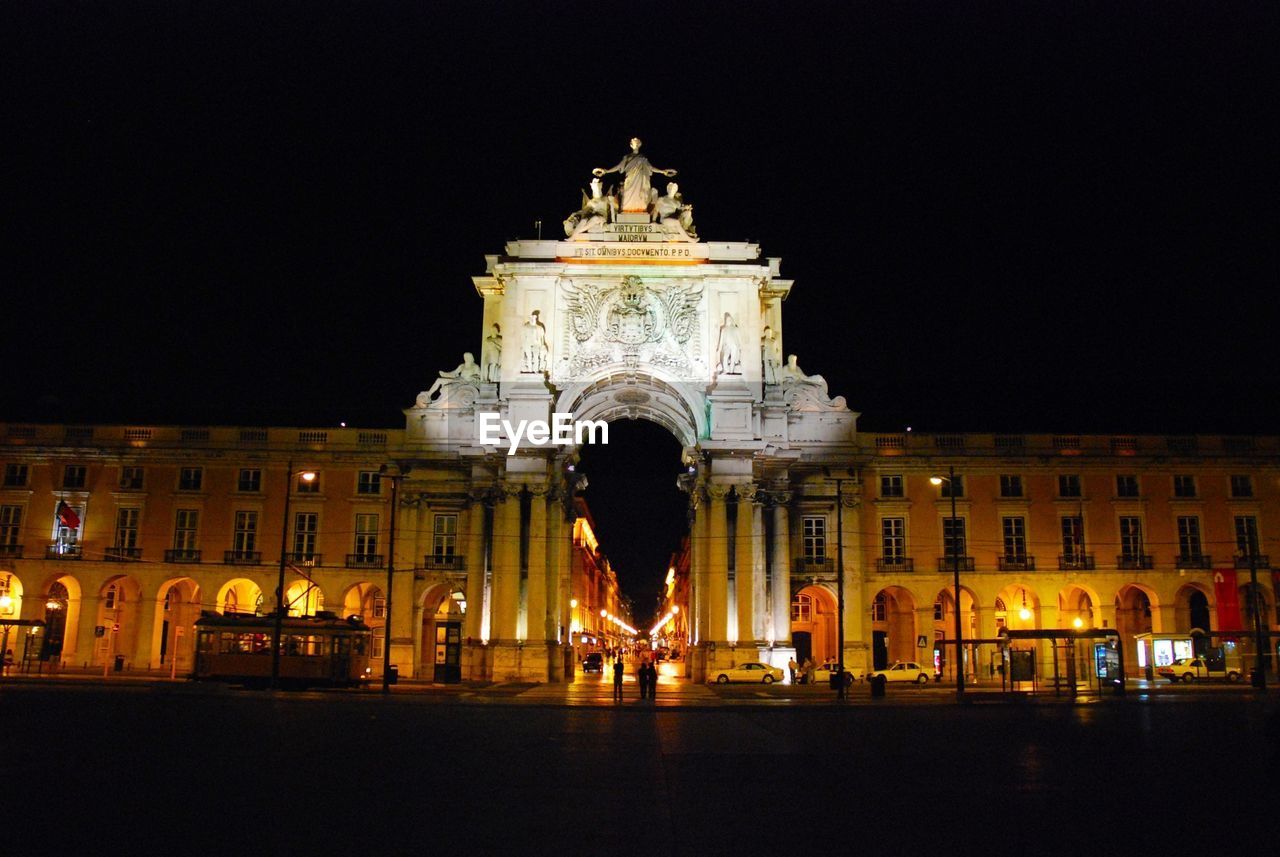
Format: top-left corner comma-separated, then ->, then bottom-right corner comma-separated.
714,662 -> 786,684
866,661 -> 931,684
1156,656 -> 1243,683
582,652 -> 605,673
810,660 -> 864,685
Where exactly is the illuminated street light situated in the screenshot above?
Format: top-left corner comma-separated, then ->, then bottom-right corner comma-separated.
272,462 -> 316,689
931,466 -> 965,699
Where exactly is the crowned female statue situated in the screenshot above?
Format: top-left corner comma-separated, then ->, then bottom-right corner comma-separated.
592,137 -> 677,214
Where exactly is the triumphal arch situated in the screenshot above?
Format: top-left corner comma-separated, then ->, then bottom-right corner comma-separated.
403,139 -> 860,681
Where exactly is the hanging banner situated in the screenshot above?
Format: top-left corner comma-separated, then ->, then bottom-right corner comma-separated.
1213,569 -> 1242,631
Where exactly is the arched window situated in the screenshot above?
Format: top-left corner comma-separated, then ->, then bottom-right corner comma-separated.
872,592 -> 887,622
791,593 -> 813,623
933,597 -> 944,621
104,583 -> 121,610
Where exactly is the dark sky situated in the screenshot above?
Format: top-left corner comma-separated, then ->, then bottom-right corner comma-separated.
6,2 -> 1277,620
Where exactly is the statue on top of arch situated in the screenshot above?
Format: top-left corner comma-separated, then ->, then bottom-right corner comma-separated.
564,138 -> 697,242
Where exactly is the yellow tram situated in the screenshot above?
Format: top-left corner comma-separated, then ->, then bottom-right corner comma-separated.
194,610 -> 372,688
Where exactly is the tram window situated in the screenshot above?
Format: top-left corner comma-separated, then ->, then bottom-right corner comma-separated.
353,636 -> 367,656
219,632 -> 237,654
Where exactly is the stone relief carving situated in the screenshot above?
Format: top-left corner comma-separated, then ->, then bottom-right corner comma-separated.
417,352 -> 483,406
761,325 -> 781,385
715,313 -> 742,376
520,311 -> 549,374
482,323 -> 502,383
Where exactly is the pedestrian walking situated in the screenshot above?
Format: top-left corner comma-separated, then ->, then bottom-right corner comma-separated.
787,657 -> 798,684
645,661 -> 657,700
612,657 -> 625,702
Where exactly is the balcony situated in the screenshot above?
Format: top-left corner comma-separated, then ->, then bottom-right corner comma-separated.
223,550 -> 262,565
997,555 -> 1036,572
1235,554 -> 1271,570
422,554 -> 466,572
1058,554 -> 1096,571
165,549 -> 202,564
104,546 -> 142,561
0,544 -> 23,559
1117,554 -> 1154,570
875,557 -> 914,573
346,553 -> 385,569
793,557 -> 836,576
45,544 -> 82,560
286,552 -> 323,567
936,556 -> 975,572
1175,554 -> 1212,570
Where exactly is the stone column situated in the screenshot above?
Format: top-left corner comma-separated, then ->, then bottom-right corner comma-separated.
545,488 -> 569,681
692,487 -> 709,645
706,486 -> 730,646
526,485 -> 548,643
734,485 -> 755,646
771,499 -> 792,646
490,485 -> 521,642
463,494 -> 487,642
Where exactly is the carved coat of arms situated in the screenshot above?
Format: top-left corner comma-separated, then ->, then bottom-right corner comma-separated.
559,275 -> 704,378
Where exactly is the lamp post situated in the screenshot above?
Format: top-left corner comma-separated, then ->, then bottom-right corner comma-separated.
1243,535 -> 1267,690
931,466 -> 964,698
378,464 -> 409,693
272,461 -> 315,689
822,468 -> 851,701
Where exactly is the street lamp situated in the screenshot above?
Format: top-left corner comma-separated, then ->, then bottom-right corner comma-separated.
378,463 -> 410,694
272,462 -> 315,689
931,466 -> 965,698
822,467 -> 854,701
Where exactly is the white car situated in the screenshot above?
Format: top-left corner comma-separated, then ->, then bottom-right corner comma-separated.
714,662 -> 785,684
866,661 -> 932,684
810,660 -> 864,685
1156,656 -> 1243,683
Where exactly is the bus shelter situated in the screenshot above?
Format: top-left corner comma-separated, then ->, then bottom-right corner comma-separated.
0,619 -> 48,674
1136,629 -> 1277,683
996,628 -> 1125,697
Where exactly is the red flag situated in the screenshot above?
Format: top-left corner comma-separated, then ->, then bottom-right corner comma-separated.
57,501 -> 80,530
1213,569 -> 1241,631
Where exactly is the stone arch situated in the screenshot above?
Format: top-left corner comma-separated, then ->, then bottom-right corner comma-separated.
1115,583 -> 1160,649
871,585 -> 918,669
38,574 -> 81,665
555,370 -> 706,450
933,585 -> 980,681
342,581 -> 385,675
95,574 -> 144,667
149,577 -> 201,671
215,578 -> 263,616
0,569 -> 24,620
790,583 -> 837,665
1058,583 -> 1101,629
1173,582 -> 1213,634
420,583 -> 466,680
284,579 -> 324,617
995,583 -> 1042,632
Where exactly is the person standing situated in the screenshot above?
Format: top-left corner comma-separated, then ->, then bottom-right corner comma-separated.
612,657 -> 625,702
647,661 -> 658,700
788,656 -> 798,685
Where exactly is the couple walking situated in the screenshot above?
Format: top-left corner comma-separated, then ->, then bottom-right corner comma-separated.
613,657 -> 660,702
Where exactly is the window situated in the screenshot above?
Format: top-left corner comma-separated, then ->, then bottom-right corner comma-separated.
881,518 -> 905,561
178,467 -> 203,491
370,635 -> 383,660
1057,474 -> 1081,498
872,592 -> 887,622
53,502 -> 83,551
1177,516 -> 1202,559
432,514 -> 458,559
0,505 -> 22,547
354,513 -> 379,557
999,475 -> 1023,498
791,592 -> 813,623
933,598 -> 943,621
943,517 -> 966,556
1115,475 -> 1139,498
372,596 -> 386,619
293,512 -> 319,559
1060,516 -> 1084,559
802,516 -> 826,562
3,464 -> 28,487
103,583 -> 121,611
296,472 -> 320,493
233,511 -> 258,553
357,471 -> 382,495
1173,475 -> 1197,498
115,508 -> 140,549
1235,516 -> 1259,558
1230,475 -> 1253,498
1002,517 -> 1026,561
237,469 -> 261,492
1119,516 -> 1143,560
119,466 -> 144,490
174,510 -> 199,551
63,465 -> 87,489
939,475 -> 964,498
879,475 -> 903,498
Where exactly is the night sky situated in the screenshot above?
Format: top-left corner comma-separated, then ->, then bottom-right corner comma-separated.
6,2 -> 1276,622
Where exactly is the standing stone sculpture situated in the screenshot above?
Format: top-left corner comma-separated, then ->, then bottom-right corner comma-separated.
482,323 -> 503,382
417,353 -> 483,405
652,182 -> 697,242
521,311 -> 549,374
716,312 -> 742,376
592,137 -> 677,214
761,325 -> 781,385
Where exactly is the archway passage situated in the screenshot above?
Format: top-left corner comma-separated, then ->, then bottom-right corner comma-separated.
871,586 -> 917,670
575,419 -> 688,631
791,585 -> 837,666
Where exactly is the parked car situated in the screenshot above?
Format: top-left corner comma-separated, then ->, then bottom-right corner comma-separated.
714,662 -> 785,684
810,660 -> 864,685
1156,656 -> 1243,683
866,661 -> 931,684
582,652 -> 605,673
